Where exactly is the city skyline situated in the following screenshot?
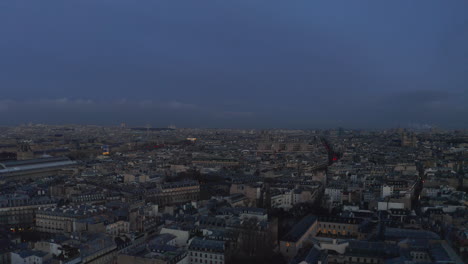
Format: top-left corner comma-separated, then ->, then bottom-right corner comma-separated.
1,2 -> 467,262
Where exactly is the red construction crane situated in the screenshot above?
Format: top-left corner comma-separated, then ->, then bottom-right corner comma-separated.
320,137 -> 341,165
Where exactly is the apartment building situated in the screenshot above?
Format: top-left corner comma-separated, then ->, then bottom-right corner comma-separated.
188,238 -> 226,264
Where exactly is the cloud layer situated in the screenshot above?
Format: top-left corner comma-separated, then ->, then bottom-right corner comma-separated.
0,1 -> 467,128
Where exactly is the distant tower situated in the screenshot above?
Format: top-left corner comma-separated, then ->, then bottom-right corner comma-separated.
120,122 -> 127,129
145,123 -> 151,138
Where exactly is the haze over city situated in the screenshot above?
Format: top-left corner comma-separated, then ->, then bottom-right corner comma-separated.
1,1 -> 467,128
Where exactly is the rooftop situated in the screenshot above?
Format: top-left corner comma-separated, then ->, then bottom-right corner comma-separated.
189,238 -> 225,253
385,228 -> 440,240
282,215 -> 317,243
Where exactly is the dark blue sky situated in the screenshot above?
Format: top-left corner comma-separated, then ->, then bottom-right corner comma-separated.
0,1 -> 467,129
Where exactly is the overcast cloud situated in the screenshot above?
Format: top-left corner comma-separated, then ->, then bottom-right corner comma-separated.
0,1 -> 467,128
